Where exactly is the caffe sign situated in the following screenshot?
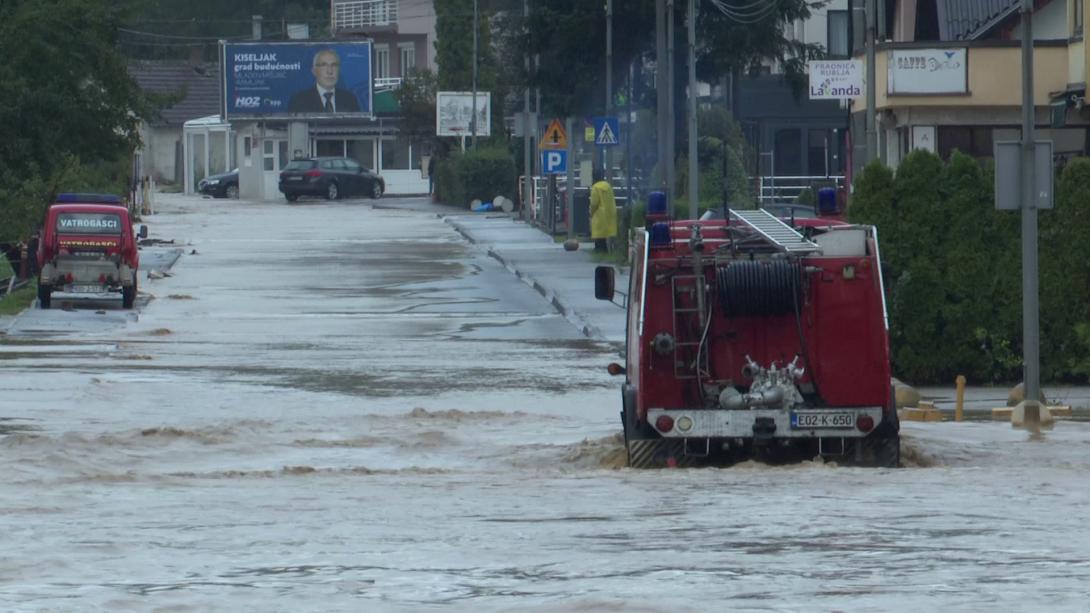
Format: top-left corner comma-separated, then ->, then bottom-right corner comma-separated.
888,48 -> 967,95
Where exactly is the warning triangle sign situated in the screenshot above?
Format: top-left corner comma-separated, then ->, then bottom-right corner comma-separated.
541,119 -> 567,149
596,121 -> 618,145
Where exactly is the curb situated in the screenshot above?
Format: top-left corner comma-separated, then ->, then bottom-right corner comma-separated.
445,217 -> 605,341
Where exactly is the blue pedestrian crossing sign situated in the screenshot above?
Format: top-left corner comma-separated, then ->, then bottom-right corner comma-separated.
541,149 -> 568,174
593,117 -> 620,147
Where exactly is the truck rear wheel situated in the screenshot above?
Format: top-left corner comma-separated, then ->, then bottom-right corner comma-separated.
122,275 -> 137,309
38,283 -> 51,309
621,385 -> 698,469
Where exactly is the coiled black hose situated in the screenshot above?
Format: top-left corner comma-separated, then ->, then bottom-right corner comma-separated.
716,260 -> 802,316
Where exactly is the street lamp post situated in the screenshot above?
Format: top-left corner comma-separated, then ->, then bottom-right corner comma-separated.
471,0 -> 479,149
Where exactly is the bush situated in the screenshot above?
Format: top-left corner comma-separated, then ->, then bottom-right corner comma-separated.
435,147 -> 517,209
848,151 -> 1090,384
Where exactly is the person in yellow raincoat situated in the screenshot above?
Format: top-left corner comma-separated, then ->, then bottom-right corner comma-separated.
589,167 -> 617,252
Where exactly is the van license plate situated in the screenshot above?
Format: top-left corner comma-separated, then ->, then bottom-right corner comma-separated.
791,411 -> 854,429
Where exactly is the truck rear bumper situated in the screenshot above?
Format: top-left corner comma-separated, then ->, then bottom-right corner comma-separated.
646,407 -> 887,439
41,261 -> 133,288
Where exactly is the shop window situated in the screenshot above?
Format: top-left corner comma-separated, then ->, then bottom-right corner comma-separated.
381,137 -> 415,170
316,140 -> 345,157
348,139 -> 375,169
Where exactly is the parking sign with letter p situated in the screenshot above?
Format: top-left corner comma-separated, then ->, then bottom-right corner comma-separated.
542,150 -> 567,175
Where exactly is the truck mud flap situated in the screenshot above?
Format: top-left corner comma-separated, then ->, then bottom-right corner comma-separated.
627,439 -> 701,469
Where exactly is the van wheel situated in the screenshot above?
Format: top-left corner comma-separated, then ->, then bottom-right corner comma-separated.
38,283 -> 51,309
122,275 -> 137,309
326,182 -> 339,200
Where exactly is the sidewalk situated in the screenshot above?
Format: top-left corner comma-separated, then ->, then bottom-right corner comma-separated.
375,198 -> 629,346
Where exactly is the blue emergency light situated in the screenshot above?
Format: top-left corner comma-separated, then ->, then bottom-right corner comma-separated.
55,193 -> 123,204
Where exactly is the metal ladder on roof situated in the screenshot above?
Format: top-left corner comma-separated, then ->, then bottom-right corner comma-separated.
729,209 -> 821,254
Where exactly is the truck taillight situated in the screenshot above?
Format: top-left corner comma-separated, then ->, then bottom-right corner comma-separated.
856,415 -> 875,433
65,273 -> 74,283
655,415 -> 675,433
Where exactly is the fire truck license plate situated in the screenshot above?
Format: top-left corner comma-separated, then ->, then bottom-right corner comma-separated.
791,411 -> 854,429
66,284 -> 101,294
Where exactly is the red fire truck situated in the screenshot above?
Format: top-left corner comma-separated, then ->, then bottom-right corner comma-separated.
595,207 -> 898,468
36,193 -> 145,309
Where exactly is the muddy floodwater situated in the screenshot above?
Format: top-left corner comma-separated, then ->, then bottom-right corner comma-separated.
2,195 -> 1089,611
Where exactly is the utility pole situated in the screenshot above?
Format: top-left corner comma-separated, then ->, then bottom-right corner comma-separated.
865,0 -> 877,162
523,0 -> 532,220
606,0 -> 613,176
666,0 -> 676,214
687,0 -> 698,219
1019,0 -> 1041,418
471,0 -> 479,149
656,0 -> 668,194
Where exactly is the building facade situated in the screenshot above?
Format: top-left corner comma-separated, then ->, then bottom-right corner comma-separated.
851,0 -> 1089,172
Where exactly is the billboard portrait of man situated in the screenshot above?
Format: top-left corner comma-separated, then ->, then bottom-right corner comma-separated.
288,48 -> 361,113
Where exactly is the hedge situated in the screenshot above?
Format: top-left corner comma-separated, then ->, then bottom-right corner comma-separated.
849,150 -> 1090,384
434,147 -> 517,209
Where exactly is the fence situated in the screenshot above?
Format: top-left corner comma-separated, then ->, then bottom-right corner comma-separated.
753,175 -> 846,204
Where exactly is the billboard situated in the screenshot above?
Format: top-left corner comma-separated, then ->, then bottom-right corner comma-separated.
222,42 -> 373,119
808,60 -> 863,100
436,91 -> 491,137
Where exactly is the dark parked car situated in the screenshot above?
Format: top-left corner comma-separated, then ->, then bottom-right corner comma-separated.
198,169 -> 239,199
278,157 -> 385,202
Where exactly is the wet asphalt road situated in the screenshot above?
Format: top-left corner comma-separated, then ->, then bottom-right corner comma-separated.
3,194 -> 1090,611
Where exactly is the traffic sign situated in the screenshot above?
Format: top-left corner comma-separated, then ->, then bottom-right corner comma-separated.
593,116 -> 620,146
541,119 -> 567,149
541,150 -> 568,174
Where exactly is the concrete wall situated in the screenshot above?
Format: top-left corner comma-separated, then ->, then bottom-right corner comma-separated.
139,125 -> 182,184
398,0 -> 436,70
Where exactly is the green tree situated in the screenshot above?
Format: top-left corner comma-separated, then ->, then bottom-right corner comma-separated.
396,67 -> 439,150
509,0 -> 819,117
0,0 -> 162,242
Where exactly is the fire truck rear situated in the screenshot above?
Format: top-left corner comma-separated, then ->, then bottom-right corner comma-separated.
36,193 -> 145,309
595,208 -> 898,468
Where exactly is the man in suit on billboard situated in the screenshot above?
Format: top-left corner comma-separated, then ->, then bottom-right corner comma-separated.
288,49 -> 361,113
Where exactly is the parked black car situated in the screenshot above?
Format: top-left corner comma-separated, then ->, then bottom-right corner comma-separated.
198,169 -> 239,199
278,157 -> 385,202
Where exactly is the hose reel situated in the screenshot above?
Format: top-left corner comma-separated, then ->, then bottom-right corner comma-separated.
716,260 -> 802,317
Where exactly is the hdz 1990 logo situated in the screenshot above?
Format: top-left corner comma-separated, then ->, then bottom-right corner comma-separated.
234,96 -> 262,109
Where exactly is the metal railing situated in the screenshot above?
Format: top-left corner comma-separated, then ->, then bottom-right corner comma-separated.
373,77 -> 403,90
754,175 -> 845,204
333,0 -> 398,30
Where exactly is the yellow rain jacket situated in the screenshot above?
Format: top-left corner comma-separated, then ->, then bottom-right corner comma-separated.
589,180 -> 618,240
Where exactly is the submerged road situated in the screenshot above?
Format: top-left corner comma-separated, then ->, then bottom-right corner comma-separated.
1,194 -> 1089,611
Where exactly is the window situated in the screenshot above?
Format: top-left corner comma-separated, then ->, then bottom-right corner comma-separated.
827,10 -> 850,57
375,45 -> 390,79
937,126 -> 994,160
1076,0 -> 1084,36
399,43 -> 415,76
243,136 -> 252,157
348,139 -> 375,169
808,129 -> 830,176
316,139 -> 345,157
263,139 -> 274,171
381,137 -> 414,170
